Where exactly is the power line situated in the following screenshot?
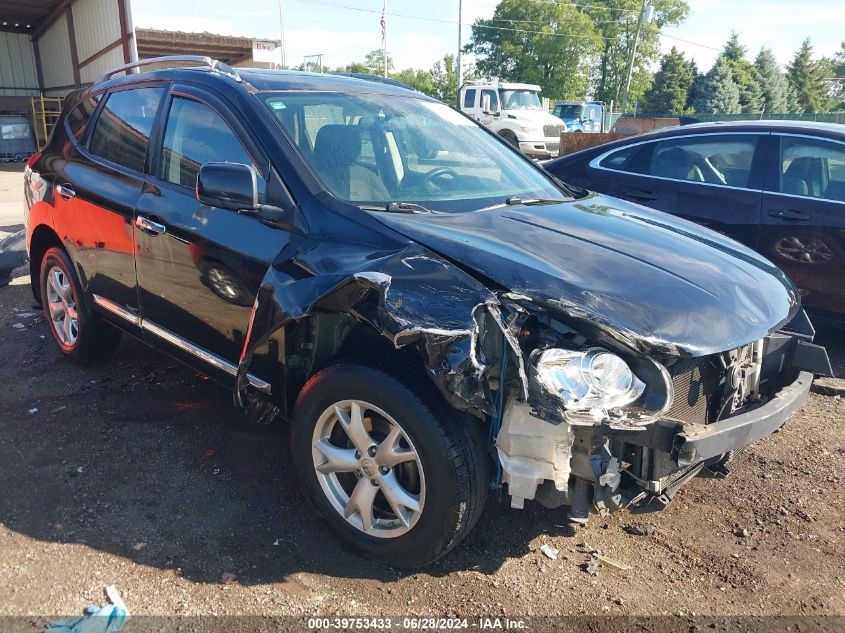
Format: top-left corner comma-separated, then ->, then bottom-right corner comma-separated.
294,0 -> 718,54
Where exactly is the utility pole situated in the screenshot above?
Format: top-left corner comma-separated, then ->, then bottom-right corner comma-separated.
277,0 -> 286,68
383,0 -> 388,78
620,1 -> 653,114
456,0 -> 463,106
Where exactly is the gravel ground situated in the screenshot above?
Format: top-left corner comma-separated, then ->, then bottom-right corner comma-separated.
1,164 -> 844,627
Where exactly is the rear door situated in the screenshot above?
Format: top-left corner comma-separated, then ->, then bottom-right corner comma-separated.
760,134 -> 845,317
608,133 -> 766,246
51,84 -> 165,322
133,83 -> 292,384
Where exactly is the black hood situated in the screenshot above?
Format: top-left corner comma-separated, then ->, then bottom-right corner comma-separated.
369,193 -> 799,357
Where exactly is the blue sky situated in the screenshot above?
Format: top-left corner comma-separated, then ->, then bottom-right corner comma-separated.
131,0 -> 845,74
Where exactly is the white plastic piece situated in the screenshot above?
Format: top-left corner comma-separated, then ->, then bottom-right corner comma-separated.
496,400 -> 574,509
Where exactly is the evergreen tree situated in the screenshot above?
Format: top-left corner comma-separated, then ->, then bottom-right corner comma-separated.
721,32 -> 763,113
834,42 -> 845,108
640,47 -> 696,114
692,56 -> 741,114
787,38 -> 833,113
754,47 -> 789,113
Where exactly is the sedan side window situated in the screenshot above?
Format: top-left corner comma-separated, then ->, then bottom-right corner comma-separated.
649,135 -> 759,187
161,97 -> 259,191
775,136 -> 845,203
89,87 -> 164,173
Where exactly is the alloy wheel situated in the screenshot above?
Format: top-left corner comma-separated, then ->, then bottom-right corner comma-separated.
45,265 -> 79,347
311,399 -> 426,538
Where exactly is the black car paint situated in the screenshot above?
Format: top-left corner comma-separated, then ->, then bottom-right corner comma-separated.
543,121 -> 845,321
27,69 -> 805,425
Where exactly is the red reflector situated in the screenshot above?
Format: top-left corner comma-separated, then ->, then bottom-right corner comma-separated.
26,151 -> 41,169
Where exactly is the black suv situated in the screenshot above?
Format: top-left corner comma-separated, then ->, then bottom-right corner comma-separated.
24,57 -> 831,567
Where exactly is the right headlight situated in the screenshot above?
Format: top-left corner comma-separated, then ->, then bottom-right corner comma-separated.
535,347 -> 645,410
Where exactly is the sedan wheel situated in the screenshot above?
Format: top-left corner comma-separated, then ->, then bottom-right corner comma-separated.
312,399 -> 425,537
45,265 -> 79,347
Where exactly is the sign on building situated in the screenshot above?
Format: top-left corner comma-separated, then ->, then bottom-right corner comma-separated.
252,40 -> 276,63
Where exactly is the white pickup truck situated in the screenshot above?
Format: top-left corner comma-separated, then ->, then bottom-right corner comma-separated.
459,82 -> 566,159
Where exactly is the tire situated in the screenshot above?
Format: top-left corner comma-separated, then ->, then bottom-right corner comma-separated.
39,246 -> 122,365
499,130 -> 519,148
291,362 -> 489,567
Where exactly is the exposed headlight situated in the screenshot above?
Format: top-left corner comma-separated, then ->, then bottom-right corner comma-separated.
518,126 -> 542,136
535,348 -> 645,409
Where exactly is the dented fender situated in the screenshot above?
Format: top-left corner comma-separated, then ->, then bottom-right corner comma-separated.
235,234 -> 518,416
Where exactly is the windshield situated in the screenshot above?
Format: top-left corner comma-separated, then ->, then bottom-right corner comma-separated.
499,90 -> 543,111
554,104 -> 583,119
260,91 -> 563,210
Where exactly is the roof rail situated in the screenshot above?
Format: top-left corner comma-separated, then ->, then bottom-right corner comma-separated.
95,55 -> 241,84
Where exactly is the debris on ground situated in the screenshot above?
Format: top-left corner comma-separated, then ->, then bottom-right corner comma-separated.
539,544 -> 559,560
12,322 -> 25,330
584,557 -> 601,576
28,407 -> 38,415
44,585 -> 129,633
221,572 -> 237,584
622,523 -> 650,536
594,553 -> 632,571
202,449 -> 215,459
733,527 -> 750,538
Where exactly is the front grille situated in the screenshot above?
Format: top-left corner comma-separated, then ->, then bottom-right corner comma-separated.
664,356 -> 722,424
543,123 -> 563,138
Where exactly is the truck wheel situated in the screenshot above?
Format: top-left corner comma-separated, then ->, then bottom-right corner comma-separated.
39,247 -> 122,365
499,130 -> 519,148
291,362 -> 489,567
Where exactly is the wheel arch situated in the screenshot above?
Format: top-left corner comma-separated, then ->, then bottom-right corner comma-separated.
28,224 -> 64,305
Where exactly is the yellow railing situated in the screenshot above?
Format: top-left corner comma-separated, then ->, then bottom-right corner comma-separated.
30,94 -> 64,151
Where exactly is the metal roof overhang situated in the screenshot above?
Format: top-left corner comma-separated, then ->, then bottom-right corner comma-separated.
0,0 -> 65,35
136,29 -> 254,65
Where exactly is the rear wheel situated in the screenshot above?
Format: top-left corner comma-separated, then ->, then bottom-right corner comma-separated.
291,363 -> 489,567
39,247 -> 122,365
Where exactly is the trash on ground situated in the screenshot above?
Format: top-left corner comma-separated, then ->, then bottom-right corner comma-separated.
44,585 -> 128,633
594,553 -> 632,570
539,544 -> 559,560
12,322 -> 25,330
28,407 -> 38,415
584,557 -> 601,575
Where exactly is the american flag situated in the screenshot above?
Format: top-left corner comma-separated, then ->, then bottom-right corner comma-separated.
380,1 -> 386,43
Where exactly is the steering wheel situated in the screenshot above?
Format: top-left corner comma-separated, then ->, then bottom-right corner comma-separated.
422,167 -> 459,191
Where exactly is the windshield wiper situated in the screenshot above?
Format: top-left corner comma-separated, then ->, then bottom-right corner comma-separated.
505,196 -> 571,206
358,202 -> 432,214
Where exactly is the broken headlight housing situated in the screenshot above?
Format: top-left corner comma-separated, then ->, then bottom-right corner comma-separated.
535,347 -> 645,410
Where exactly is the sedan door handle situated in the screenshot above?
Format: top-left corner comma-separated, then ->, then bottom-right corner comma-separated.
56,183 -> 75,200
768,209 -> 810,222
627,189 -> 658,201
135,215 -> 166,236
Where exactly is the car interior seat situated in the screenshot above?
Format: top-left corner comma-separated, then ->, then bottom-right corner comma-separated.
653,146 -> 705,182
313,124 -> 389,201
783,156 -> 823,197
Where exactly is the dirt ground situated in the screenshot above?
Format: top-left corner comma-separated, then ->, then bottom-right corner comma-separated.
1,164 -> 844,627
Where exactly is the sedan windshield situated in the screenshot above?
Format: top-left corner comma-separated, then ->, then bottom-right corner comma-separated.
260,91 -> 564,210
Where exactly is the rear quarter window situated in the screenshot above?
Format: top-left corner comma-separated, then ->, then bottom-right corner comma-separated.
88,87 -> 164,173
65,95 -> 101,142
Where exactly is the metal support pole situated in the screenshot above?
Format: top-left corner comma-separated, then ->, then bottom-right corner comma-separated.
620,0 -> 647,115
456,0 -> 463,106
278,0 -> 286,68
383,0 -> 388,78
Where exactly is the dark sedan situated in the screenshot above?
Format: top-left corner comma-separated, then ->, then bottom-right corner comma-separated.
544,121 -> 845,322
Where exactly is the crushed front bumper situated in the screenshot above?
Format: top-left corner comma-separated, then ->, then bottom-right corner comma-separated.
673,371 -> 813,467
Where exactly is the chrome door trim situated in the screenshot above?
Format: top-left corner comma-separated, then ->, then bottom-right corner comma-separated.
92,293 -> 271,394
587,131 -> 766,194
92,294 -> 141,326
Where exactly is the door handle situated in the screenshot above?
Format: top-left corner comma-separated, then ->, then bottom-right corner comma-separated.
135,215 -> 166,236
627,189 -> 658,201
768,209 -> 810,222
56,183 -> 75,200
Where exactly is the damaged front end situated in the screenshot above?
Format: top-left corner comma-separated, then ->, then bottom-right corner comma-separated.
493,301 -> 832,521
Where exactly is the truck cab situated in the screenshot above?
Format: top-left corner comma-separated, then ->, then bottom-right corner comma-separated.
552,101 -> 605,133
459,82 -> 565,159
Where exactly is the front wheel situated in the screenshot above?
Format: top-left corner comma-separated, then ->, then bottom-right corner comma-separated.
291,363 -> 489,567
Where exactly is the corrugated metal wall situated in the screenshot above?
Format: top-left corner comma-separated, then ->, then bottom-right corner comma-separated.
0,33 -> 39,96
73,0 -> 121,65
79,46 -> 124,85
37,13 -> 74,92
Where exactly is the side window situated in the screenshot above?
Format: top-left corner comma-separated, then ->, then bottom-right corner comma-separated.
649,135 -> 758,187
480,89 -> 498,111
598,145 -> 637,171
776,136 -> 845,203
463,89 -> 476,109
160,97 -> 257,189
65,94 -> 101,141
89,87 -> 164,172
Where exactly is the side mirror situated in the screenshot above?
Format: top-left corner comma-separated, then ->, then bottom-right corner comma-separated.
481,94 -> 491,114
196,162 -> 259,211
